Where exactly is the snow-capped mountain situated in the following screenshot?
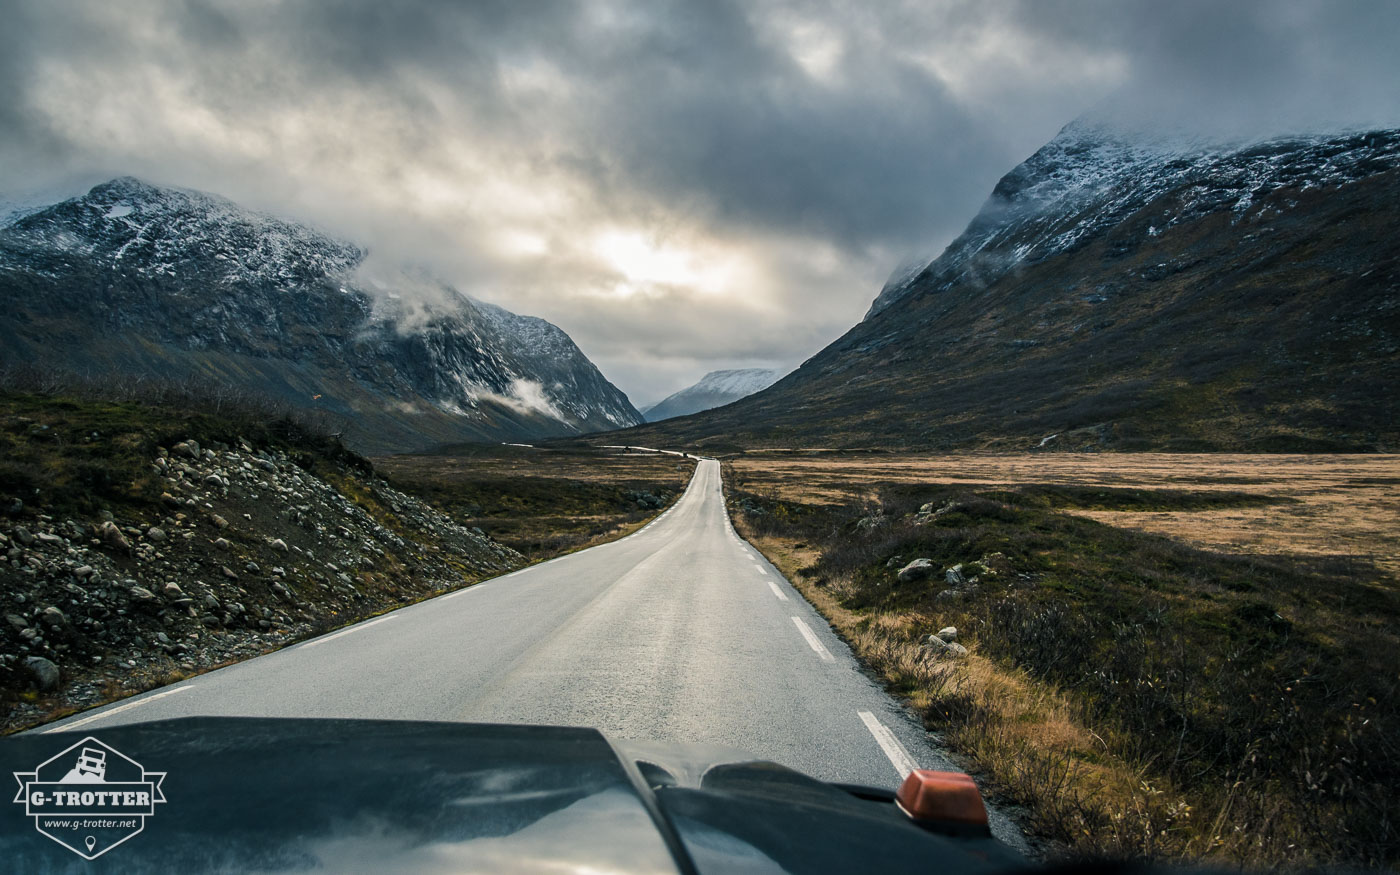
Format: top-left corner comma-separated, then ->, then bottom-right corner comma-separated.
621,120 -> 1400,451
0,177 -> 643,452
642,368 -> 784,422
871,120 -> 1400,316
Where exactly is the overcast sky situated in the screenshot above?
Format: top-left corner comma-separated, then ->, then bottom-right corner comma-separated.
3,1 -> 1398,405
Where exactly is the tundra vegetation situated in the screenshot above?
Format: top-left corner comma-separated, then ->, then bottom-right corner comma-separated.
0,373 -> 680,732
725,450 -> 1399,869
375,443 -> 692,560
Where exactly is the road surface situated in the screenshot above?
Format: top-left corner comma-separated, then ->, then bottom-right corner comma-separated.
35,458 -> 1021,843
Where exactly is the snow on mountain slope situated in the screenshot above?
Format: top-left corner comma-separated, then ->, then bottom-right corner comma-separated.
870,120 -> 1400,316
642,368 -> 784,422
0,177 -> 643,452
619,119 -> 1400,451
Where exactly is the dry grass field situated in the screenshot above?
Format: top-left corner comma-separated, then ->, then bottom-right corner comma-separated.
728,452 -> 1400,581
724,451 -> 1400,868
375,445 -> 694,560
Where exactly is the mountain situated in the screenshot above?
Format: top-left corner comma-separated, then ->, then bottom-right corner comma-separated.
0,178 -> 643,453
642,368 -> 784,422
616,121 -> 1400,452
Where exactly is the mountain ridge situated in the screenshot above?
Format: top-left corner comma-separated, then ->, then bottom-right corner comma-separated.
642,368 -> 784,422
0,177 -> 643,453
611,123 -> 1400,452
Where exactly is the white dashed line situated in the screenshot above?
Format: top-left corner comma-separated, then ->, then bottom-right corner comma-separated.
791,617 -> 835,661
301,614 -> 397,649
859,710 -> 920,779
752,564 -> 768,575
42,685 -> 192,733
767,581 -> 789,601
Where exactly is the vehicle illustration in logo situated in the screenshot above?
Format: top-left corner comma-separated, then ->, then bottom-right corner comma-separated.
12,737 -> 166,860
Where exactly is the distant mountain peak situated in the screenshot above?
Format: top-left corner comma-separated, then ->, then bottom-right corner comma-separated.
642,368 -> 784,422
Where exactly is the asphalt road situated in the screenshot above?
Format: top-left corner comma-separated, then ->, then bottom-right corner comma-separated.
35,458 -> 1022,844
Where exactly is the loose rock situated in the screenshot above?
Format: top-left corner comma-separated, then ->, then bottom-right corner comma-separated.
896,558 -> 936,584
24,656 -> 60,692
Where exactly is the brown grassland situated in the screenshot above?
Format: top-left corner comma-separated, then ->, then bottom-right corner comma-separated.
724,451 -> 1400,868
376,444 -> 694,561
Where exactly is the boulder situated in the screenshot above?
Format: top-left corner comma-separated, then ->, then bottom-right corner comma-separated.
40,606 -> 66,627
269,538 -> 289,553
129,585 -> 159,603
922,635 -> 969,658
945,564 -> 967,586
896,558 -> 936,584
24,656 -> 60,692
937,626 -> 958,642
99,521 -> 132,552
13,526 -> 34,545
172,440 -> 201,459
162,582 -> 184,598
212,537 -> 231,550
146,526 -> 167,542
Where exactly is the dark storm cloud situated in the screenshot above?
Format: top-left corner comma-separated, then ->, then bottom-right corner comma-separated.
1,0 -> 1396,403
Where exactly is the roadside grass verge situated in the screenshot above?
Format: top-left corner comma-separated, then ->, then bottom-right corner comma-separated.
375,447 -> 693,561
730,478 -> 1399,869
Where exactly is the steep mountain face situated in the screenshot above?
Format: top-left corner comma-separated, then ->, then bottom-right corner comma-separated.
623,122 -> 1400,451
0,178 -> 642,453
642,368 -> 784,422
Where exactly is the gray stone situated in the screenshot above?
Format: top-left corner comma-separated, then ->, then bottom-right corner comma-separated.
212,537 -> 231,550
41,606 -> 66,627
73,565 -> 95,578
162,582 -> 184,598
203,594 -> 221,611
24,656 -> 60,691
6,613 -> 29,630
172,440 -> 201,459
146,526 -> 167,542
896,558 -> 936,584
935,589 -> 962,602
100,521 -> 131,552
37,532 -> 63,545
128,585 -> 158,603
937,626 -> 958,642
269,538 -> 289,552
13,527 -> 34,545
210,514 -> 230,529
945,564 -> 967,586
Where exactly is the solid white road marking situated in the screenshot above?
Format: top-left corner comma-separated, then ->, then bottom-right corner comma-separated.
301,614 -> 397,649
43,685 -> 193,733
767,581 -> 789,601
791,617 -> 835,661
859,710 -> 919,780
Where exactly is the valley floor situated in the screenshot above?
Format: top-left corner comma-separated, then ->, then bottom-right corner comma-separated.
723,450 -> 1400,868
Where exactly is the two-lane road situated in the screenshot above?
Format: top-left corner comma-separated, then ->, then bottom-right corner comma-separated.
36,458 -> 1021,843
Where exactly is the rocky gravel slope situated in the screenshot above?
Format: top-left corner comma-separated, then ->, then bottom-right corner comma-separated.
1,404 -> 522,732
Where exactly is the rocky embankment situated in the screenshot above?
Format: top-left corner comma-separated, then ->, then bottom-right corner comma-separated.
2,434 -> 521,731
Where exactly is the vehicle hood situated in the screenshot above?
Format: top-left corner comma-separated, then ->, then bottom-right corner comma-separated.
1,717 -> 1023,873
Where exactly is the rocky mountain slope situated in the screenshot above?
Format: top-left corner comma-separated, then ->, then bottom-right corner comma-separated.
0,178 -> 643,453
620,122 -> 1400,451
0,390 -> 522,731
642,368 -> 784,422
